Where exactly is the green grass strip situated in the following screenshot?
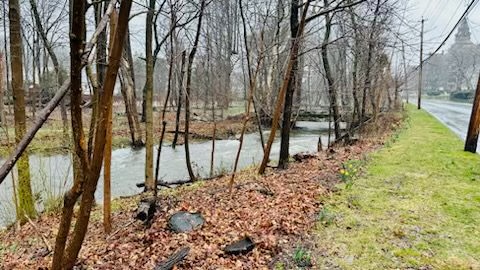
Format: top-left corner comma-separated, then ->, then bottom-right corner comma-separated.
315,106 -> 480,270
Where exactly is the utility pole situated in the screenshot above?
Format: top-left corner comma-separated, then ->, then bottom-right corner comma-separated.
465,73 -> 480,153
418,17 -> 424,109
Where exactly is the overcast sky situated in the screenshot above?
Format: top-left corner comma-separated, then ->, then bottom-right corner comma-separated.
409,0 -> 480,55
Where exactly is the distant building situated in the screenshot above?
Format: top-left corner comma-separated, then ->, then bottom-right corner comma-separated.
424,18 -> 480,93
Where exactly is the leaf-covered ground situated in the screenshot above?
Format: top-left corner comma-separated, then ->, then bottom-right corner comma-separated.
0,113 -> 401,269
314,107 -> 480,269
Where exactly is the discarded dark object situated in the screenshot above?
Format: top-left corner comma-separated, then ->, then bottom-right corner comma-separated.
224,237 -> 255,255
292,152 -> 316,162
154,247 -> 190,270
135,197 -> 156,222
168,211 -> 205,233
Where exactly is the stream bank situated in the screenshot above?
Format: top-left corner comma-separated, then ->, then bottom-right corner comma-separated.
0,112 -> 403,269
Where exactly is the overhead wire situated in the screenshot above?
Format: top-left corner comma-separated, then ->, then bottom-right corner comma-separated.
410,0 -> 480,73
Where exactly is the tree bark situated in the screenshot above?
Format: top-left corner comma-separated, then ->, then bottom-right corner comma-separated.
321,1 -> 341,140
258,1 -> 310,174
103,7 -> 119,235
361,0 -> 381,122
51,1 -> 131,268
172,50 -> 186,149
0,52 -> 5,124
0,0 -> 117,185
9,0 -> 36,222
144,0 -> 156,192
120,26 -> 143,147
278,0 -> 300,169
184,0 -> 206,181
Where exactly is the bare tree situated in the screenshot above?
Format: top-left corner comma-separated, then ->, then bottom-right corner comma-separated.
51,1 -> 132,268
184,0 -> 206,181
9,0 -> 36,222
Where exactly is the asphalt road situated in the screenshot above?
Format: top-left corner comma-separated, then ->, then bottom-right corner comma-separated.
421,99 -> 473,141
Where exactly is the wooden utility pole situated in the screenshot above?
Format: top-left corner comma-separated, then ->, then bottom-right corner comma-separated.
418,18 -> 424,109
465,73 -> 480,153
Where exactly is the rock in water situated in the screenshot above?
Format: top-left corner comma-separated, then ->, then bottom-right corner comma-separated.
168,211 -> 205,233
224,237 -> 255,255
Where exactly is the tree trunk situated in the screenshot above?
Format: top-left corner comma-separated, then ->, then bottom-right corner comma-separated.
361,0 -> 381,122
172,51 -> 186,149
349,4 -> 361,128
0,0 -> 117,185
120,56 -> 143,147
51,1 -> 131,268
184,0 -> 206,181
9,0 -> 36,222
278,0 -> 300,169
102,7 -> 119,235
0,52 -> 5,124
144,0 -> 156,192
321,3 -> 340,140
154,12 -> 176,195
30,0 -> 69,144
120,26 -> 143,147
258,1 -> 310,174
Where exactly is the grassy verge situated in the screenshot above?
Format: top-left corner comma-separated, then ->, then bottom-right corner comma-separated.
315,106 -> 480,269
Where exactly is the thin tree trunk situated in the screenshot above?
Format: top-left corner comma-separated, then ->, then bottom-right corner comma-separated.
120,26 -> 143,147
102,7 -> 119,235
229,57 -> 262,193
321,2 -> 341,140
258,1 -> 310,174
0,52 -> 5,124
154,13 -> 176,195
51,1 -> 130,268
361,0 -> 381,122
278,0 -> 300,169
144,0 -> 156,192
349,4 -> 360,128
172,50 -> 186,149
88,1 -> 108,158
0,0 -> 116,182
2,0 -> 12,116
239,0 -> 265,153
184,0 -> 206,181
9,0 -> 36,222
120,57 -> 143,147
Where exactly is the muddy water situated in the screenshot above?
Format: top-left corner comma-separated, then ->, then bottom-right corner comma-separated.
0,121 -> 332,227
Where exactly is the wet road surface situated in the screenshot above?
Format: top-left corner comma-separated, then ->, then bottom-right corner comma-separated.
422,99 -> 472,141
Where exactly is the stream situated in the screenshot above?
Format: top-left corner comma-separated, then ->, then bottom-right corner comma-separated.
0,121 -> 333,228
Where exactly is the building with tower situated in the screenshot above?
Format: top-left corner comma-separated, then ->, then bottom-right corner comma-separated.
423,18 -> 480,95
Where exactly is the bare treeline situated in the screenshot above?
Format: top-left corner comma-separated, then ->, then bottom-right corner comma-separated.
0,0 -> 412,267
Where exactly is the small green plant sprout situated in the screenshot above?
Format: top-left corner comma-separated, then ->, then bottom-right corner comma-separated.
317,207 -> 335,226
293,246 -> 312,267
274,261 -> 285,270
339,160 -> 360,188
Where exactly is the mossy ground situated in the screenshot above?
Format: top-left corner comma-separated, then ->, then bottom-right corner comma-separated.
315,106 -> 480,269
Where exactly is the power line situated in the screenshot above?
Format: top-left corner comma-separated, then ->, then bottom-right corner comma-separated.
412,0 -> 479,72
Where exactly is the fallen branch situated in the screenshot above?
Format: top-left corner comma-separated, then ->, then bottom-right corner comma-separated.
165,130 -> 215,140
154,247 -> 190,270
0,0 -> 116,184
106,220 -> 136,240
25,214 -> 52,254
136,175 -> 219,188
